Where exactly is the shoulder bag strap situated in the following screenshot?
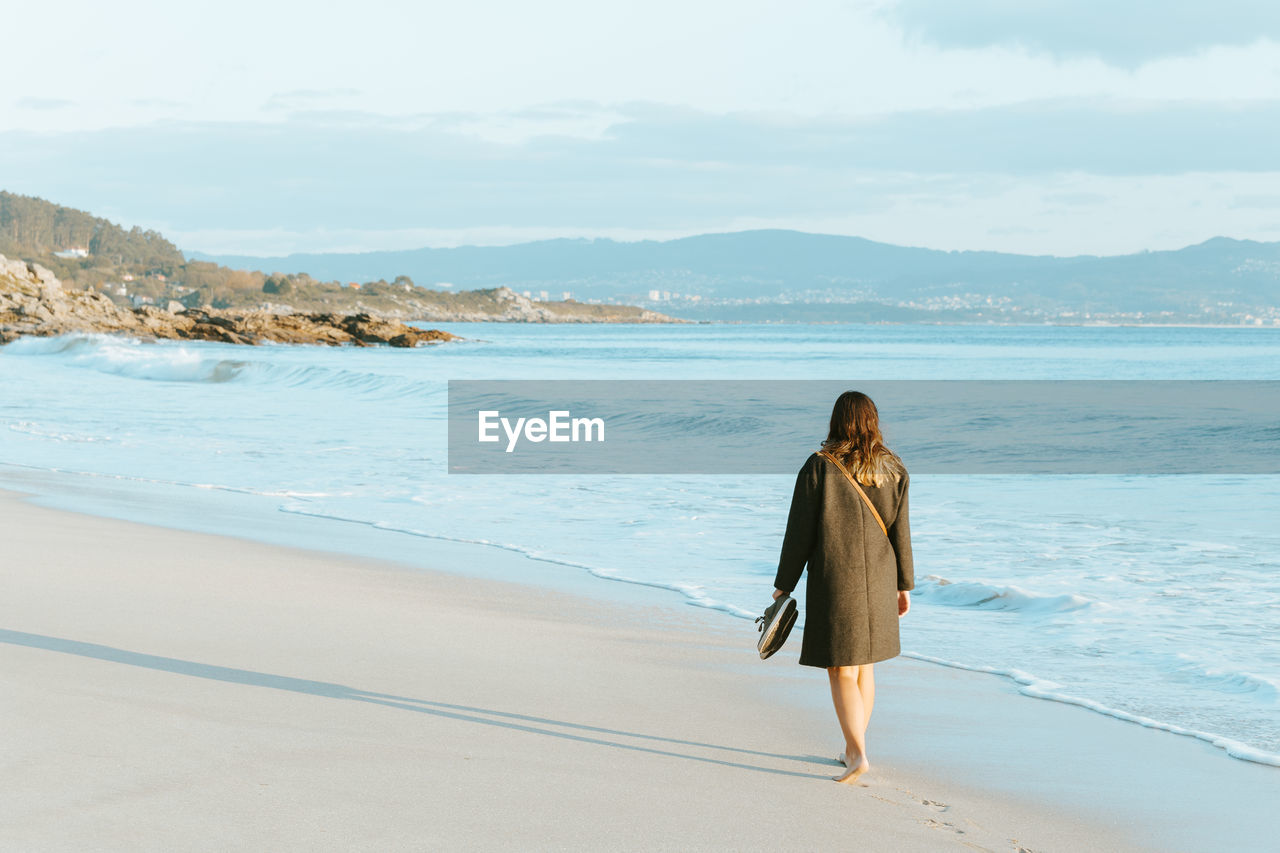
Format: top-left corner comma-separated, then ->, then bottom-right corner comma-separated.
818,450 -> 888,538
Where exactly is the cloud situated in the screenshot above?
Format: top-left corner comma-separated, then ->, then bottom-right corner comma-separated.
1044,192 -> 1111,206
1230,194 -> 1280,209
881,0 -> 1280,67
987,225 -> 1047,237
3,100 -> 1280,254
15,97 -> 74,110
262,88 -> 362,111
0,109 -> 949,235
130,97 -> 187,109
5,100 -> 1278,214
596,99 -> 1280,175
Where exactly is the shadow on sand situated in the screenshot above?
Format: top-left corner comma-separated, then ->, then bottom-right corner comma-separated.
2,627 -> 831,779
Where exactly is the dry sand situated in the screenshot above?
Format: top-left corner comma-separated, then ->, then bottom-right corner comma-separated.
1,488 -> 1274,851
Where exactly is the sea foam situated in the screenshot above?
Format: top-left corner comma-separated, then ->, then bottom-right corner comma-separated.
3,333 -> 246,383
913,574 -> 1096,614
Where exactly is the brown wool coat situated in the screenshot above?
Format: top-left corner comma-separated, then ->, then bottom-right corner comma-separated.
773,452 -> 914,668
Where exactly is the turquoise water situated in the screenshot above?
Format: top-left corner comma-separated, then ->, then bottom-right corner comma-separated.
2,323 -> 1278,764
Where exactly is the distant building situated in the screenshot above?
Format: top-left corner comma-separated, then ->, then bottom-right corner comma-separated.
348,282 -> 361,289
122,274 -> 135,282
53,247 -> 89,259
538,290 -> 549,300
648,290 -> 662,301
562,291 -> 573,301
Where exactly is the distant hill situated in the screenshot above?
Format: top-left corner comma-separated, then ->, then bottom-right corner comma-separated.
199,231 -> 1280,322
0,192 -> 669,323
1,191 -> 185,277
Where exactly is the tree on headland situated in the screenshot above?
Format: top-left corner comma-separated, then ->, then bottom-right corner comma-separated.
263,274 -> 294,295
0,192 -> 276,303
1,190 -> 184,274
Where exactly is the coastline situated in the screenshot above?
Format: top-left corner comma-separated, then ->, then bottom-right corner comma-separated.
3,486 -> 1277,851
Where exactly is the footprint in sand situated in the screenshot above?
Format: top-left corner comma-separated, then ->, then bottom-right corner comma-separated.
922,817 -> 965,835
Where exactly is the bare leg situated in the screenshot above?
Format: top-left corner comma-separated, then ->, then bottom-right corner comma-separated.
836,663 -> 876,766
827,665 -> 870,783
858,663 -> 876,737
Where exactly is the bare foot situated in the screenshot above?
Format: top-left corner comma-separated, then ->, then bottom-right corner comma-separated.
836,752 -> 849,767
833,755 -> 870,784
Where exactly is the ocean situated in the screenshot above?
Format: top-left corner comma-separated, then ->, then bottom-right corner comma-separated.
2,323 -> 1278,766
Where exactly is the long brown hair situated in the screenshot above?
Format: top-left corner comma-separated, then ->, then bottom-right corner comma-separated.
821,391 -> 904,487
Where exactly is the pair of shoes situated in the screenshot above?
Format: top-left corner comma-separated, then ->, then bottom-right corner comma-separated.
755,595 -> 798,659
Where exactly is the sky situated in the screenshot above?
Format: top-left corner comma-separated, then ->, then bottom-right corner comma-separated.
3,0 -> 1280,257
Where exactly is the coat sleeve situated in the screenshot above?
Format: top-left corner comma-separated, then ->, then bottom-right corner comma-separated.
773,455 -> 822,593
890,470 -> 915,591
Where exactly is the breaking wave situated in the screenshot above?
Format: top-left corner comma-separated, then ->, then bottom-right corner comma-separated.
913,574 -> 1096,614
2,333 -> 246,383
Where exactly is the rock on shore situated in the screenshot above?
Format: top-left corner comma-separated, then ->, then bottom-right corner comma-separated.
0,256 -> 456,347
413,286 -> 677,323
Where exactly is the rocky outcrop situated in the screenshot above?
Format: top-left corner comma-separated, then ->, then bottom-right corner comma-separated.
453,287 -> 675,323
0,255 -> 456,347
456,286 -> 678,323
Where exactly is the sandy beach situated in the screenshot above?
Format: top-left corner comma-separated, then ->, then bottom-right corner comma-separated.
1,486 -> 1275,852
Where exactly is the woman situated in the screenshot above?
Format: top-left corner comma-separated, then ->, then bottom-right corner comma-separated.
772,390 -> 914,784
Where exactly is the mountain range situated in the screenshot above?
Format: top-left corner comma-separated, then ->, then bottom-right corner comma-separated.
198,231 -> 1280,323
